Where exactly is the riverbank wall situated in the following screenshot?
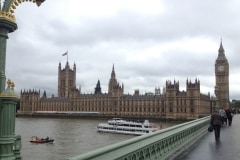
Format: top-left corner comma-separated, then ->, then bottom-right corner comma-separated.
16,112 -> 191,122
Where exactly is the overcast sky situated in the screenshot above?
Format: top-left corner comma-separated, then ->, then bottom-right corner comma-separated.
3,0 -> 240,100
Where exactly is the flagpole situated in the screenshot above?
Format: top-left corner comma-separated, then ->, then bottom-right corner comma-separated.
62,51 -> 68,63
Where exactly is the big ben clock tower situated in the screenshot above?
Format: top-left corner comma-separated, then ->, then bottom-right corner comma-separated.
215,41 -> 229,109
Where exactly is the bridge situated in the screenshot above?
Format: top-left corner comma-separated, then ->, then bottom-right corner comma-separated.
67,116 -> 211,160
181,114 -> 240,160
67,115 -> 239,160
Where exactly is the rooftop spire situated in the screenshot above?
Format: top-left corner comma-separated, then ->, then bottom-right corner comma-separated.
216,39 -> 227,62
111,64 -> 116,79
219,38 -> 224,52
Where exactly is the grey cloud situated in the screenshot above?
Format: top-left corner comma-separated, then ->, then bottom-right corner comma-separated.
4,0 -> 240,100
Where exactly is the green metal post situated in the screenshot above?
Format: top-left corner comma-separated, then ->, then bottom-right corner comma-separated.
0,7 -> 18,160
0,1 -> 46,159
0,27 -> 7,92
13,135 -> 22,160
0,80 -> 19,160
0,17 -> 17,92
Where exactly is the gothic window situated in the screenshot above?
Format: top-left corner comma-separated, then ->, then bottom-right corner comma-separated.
190,100 -> 194,105
190,107 -> 194,113
190,91 -> 194,96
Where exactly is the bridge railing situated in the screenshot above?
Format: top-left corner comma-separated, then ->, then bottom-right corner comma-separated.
67,116 -> 210,160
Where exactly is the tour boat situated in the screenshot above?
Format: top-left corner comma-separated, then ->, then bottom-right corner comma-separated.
96,118 -> 159,136
30,136 -> 54,143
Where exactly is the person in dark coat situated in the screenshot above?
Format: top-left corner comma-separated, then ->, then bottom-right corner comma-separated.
225,107 -> 233,126
210,109 -> 222,141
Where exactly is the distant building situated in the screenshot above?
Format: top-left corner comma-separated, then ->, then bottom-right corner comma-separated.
20,42 -> 232,120
215,41 -> 230,109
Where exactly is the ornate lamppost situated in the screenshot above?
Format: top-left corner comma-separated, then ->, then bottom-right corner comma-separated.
0,1 -> 45,159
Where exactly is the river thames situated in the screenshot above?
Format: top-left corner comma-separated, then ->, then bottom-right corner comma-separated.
16,117 -> 179,160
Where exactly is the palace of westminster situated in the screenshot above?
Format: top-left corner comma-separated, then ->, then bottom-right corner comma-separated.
19,42 -> 230,120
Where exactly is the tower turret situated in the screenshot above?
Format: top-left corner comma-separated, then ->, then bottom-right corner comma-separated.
108,64 -> 123,96
94,80 -> 102,94
186,78 -> 200,97
58,61 -> 77,98
215,40 -> 229,108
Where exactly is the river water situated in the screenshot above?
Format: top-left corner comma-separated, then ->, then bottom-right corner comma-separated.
16,117 -> 178,160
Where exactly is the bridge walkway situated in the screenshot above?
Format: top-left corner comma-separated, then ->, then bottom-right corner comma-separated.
179,114 -> 240,160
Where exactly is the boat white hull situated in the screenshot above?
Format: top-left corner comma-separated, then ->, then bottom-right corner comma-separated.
97,128 -> 149,136
96,118 -> 159,136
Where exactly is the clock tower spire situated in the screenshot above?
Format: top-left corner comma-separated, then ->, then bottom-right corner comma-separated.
215,40 -> 229,109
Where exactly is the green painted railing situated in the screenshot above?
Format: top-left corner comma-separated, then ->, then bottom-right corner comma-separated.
67,116 -> 210,160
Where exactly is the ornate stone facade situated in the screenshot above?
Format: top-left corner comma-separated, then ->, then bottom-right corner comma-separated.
215,41 -> 230,109
20,47 -> 226,119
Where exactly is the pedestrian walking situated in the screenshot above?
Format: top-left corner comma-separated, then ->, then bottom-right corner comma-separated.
225,107 -> 233,126
210,109 -> 222,141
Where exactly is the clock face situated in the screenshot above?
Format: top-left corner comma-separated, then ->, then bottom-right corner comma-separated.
218,65 -> 224,72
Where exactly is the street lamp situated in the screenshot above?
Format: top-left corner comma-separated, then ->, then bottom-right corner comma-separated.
0,0 -> 45,159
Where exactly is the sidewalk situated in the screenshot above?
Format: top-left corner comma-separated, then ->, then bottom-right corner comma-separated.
180,114 -> 240,160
